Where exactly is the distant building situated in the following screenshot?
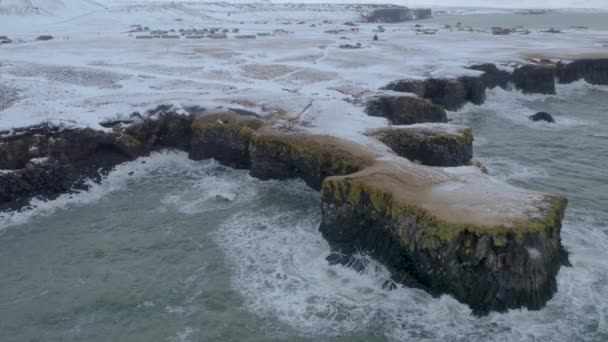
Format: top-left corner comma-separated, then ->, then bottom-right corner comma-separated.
36,35 -> 54,41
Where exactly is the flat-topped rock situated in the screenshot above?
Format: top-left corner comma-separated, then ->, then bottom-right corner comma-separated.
368,123 -> 473,166
320,161 -> 568,315
190,112 -> 264,169
250,133 -> 375,190
468,63 -> 511,89
557,59 -> 608,85
365,94 -> 447,124
511,64 -> 556,95
382,77 -> 485,111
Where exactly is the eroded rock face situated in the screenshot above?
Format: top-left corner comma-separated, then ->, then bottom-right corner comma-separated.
369,124 -> 473,166
249,134 -> 374,190
384,59 -> 606,112
365,95 -> 447,124
0,106 -> 569,316
382,77 -> 486,111
557,59 -> 608,85
511,65 -> 556,94
190,113 -> 264,169
319,163 -> 568,315
459,76 -> 487,105
0,108 -> 193,210
468,63 -> 511,90
0,125 -> 128,210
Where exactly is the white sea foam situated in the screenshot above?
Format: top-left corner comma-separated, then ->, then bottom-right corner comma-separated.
556,79 -> 608,98
0,150 -> 198,232
452,85 -> 599,129
479,157 -> 550,181
1,145 -> 606,341
207,186 -> 608,341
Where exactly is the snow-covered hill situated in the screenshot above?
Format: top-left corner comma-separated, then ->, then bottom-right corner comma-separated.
0,0 -> 103,16
111,0 -> 608,10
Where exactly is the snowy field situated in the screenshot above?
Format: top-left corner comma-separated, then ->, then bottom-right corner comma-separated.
1,0 -> 607,150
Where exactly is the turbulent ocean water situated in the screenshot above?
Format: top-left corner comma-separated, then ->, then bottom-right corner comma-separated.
0,81 -> 607,342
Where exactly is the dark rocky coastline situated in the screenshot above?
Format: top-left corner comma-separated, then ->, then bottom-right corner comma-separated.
382,59 -> 608,111
3,55 -> 601,316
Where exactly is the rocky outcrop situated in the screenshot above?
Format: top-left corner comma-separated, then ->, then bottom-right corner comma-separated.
557,59 -> 608,85
320,162 -> 568,315
0,106 -> 569,316
0,125 -> 128,210
382,77 -> 485,111
0,109 -> 192,210
511,65 -> 556,94
385,59 -> 608,111
190,113 -> 264,169
368,124 -> 473,166
529,112 -> 556,123
365,95 -> 447,124
468,63 -> 511,89
249,133 -> 375,190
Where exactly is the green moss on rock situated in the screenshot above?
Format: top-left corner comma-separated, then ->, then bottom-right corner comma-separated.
250,133 -> 375,190
190,113 -> 265,168
369,124 -> 473,166
365,95 -> 447,125
114,134 -> 143,158
322,165 -> 566,245
320,162 -> 568,314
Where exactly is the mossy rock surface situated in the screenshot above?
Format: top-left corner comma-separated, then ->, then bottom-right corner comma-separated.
320,161 -> 568,314
250,133 -> 375,190
365,95 -> 447,125
190,113 -> 265,169
369,123 -> 473,166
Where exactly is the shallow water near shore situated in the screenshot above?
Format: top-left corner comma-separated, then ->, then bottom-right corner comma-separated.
1,82 -> 607,341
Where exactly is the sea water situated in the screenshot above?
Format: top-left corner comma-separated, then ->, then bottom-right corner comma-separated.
1,80 -> 607,342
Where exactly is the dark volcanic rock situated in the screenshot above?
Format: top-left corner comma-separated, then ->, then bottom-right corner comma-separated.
0,126 -> 129,211
424,79 -> 468,110
557,59 -> 608,85
529,112 -> 556,123
457,76 -> 486,105
365,95 -> 447,124
0,107 -> 193,211
369,124 -> 473,166
511,65 -> 556,94
320,168 -> 569,315
249,134 -> 374,190
468,63 -> 511,89
189,113 -> 264,169
0,106 -> 570,318
382,77 -> 486,111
